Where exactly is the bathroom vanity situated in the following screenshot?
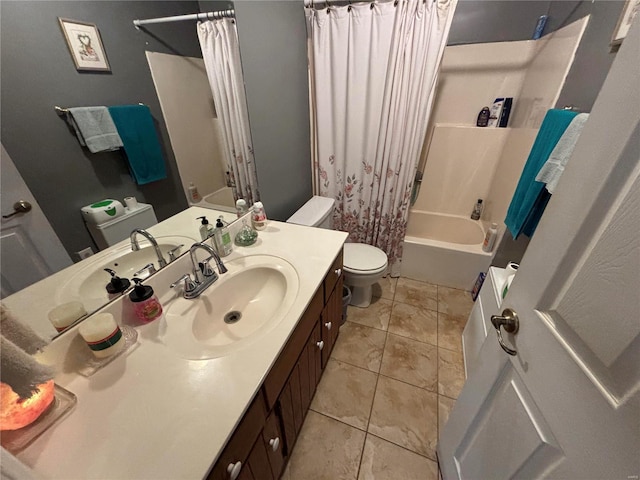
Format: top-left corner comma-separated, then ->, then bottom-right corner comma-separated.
16,207 -> 348,479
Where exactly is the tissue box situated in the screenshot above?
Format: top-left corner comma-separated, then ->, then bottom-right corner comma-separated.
81,199 -> 125,225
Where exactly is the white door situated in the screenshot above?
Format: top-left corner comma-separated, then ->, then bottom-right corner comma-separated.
438,19 -> 640,480
0,145 -> 72,296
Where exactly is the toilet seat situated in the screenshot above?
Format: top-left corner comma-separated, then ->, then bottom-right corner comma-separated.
343,243 -> 388,275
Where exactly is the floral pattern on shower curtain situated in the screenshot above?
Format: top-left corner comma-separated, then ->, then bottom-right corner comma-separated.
307,0 -> 456,274
198,19 -> 260,205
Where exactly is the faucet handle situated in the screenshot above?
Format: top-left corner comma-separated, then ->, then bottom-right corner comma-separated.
199,257 -> 216,277
167,244 -> 184,262
170,273 -> 197,293
133,263 -> 156,278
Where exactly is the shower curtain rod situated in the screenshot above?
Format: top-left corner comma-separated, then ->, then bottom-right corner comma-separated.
133,10 -> 234,28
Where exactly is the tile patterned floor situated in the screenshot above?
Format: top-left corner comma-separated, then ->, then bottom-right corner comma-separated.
283,277 -> 473,479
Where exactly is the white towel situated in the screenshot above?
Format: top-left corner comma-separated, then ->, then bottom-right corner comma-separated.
66,107 -> 123,153
536,113 -> 589,194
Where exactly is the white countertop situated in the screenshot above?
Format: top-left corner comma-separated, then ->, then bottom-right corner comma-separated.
17,207 -> 347,479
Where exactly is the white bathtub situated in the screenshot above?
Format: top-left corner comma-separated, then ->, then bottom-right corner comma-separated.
192,186 -> 236,210
400,210 -> 494,290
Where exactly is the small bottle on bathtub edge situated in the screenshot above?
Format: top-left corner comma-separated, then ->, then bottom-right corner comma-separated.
471,199 -> 483,221
482,222 -> 498,252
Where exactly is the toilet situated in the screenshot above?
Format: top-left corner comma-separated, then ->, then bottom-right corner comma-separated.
287,196 -> 388,308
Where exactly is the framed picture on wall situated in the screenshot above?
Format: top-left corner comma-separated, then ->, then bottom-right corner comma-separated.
58,18 -> 111,72
611,0 -> 640,45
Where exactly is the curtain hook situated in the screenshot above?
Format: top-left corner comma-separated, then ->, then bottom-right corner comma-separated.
370,2 -> 375,9
394,0 -> 398,6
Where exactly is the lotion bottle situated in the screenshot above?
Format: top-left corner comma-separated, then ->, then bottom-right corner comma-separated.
188,182 -> 202,203
482,223 -> 498,252
252,201 -> 267,231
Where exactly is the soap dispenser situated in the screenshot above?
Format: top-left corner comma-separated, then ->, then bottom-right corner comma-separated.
128,278 -> 163,323
197,216 -> 214,241
213,218 -> 233,256
104,268 -> 131,299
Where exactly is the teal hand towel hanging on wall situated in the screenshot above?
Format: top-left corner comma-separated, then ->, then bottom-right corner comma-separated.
505,109 -> 578,239
108,105 -> 167,185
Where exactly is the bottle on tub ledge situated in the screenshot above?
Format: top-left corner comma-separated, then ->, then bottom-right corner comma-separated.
482,222 -> 499,252
470,199 -> 483,220
188,182 -> 202,203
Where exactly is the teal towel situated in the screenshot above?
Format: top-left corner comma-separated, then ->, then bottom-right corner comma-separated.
505,109 -> 578,239
108,105 -> 167,185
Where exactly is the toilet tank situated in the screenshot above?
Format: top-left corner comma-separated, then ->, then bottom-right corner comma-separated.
85,203 -> 158,250
286,196 -> 334,229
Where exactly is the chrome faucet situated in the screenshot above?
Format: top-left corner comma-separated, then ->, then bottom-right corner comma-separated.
130,229 -> 168,268
171,242 -> 227,299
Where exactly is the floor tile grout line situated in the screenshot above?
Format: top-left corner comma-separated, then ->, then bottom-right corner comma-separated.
356,327 -> 388,480
377,371 -> 439,395
308,409 -> 369,435
385,329 -> 438,348
365,431 -> 439,463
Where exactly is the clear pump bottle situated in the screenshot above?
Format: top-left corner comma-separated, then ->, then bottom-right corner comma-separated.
471,199 -> 483,220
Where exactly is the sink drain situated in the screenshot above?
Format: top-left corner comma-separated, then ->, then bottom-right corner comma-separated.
224,311 -> 242,324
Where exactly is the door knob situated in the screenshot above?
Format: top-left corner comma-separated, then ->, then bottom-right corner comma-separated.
2,200 -> 32,218
316,340 -> 324,350
491,308 -> 519,356
324,321 -> 332,330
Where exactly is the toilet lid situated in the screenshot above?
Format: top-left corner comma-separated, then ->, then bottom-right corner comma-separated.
343,243 -> 388,273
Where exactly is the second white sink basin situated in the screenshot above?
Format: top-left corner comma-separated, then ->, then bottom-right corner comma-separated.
56,235 -> 195,313
163,255 -> 299,360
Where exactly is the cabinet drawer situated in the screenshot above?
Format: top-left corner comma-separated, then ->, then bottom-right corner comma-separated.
208,391 -> 267,480
262,287 -> 323,410
323,250 -> 344,304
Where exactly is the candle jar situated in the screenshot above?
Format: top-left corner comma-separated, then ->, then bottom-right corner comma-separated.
79,313 -> 124,359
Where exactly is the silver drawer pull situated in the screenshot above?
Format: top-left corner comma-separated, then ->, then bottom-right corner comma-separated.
335,268 -> 342,276
316,340 -> 324,350
324,321 -> 332,330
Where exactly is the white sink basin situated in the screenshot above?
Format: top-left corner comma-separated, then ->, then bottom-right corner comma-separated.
163,255 -> 299,360
56,235 -> 196,313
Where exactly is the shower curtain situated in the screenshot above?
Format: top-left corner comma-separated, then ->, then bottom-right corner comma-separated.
306,0 -> 456,274
198,19 -> 259,205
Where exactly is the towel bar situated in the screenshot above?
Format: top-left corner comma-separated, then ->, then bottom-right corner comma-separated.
55,103 -> 147,115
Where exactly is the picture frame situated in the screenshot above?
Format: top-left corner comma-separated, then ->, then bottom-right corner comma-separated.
611,0 -> 640,46
58,18 -> 110,72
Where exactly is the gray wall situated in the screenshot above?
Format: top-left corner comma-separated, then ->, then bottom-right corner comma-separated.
233,0 -> 313,221
449,0 -> 624,112
1,1 -> 203,258
549,0 -> 625,112
448,1 -> 551,44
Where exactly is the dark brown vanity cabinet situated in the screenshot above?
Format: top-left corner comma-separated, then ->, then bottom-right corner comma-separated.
207,250 -> 344,480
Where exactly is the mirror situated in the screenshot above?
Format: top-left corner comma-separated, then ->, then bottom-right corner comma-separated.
0,0 -> 255,339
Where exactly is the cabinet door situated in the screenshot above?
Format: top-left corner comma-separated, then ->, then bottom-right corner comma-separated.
208,392 -> 267,480
321,272 -> 343,368
262,411 -> 285,479
246,435 -> 273,480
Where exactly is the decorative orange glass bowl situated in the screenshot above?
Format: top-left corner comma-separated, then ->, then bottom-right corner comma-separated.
0,380 -> 55,431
